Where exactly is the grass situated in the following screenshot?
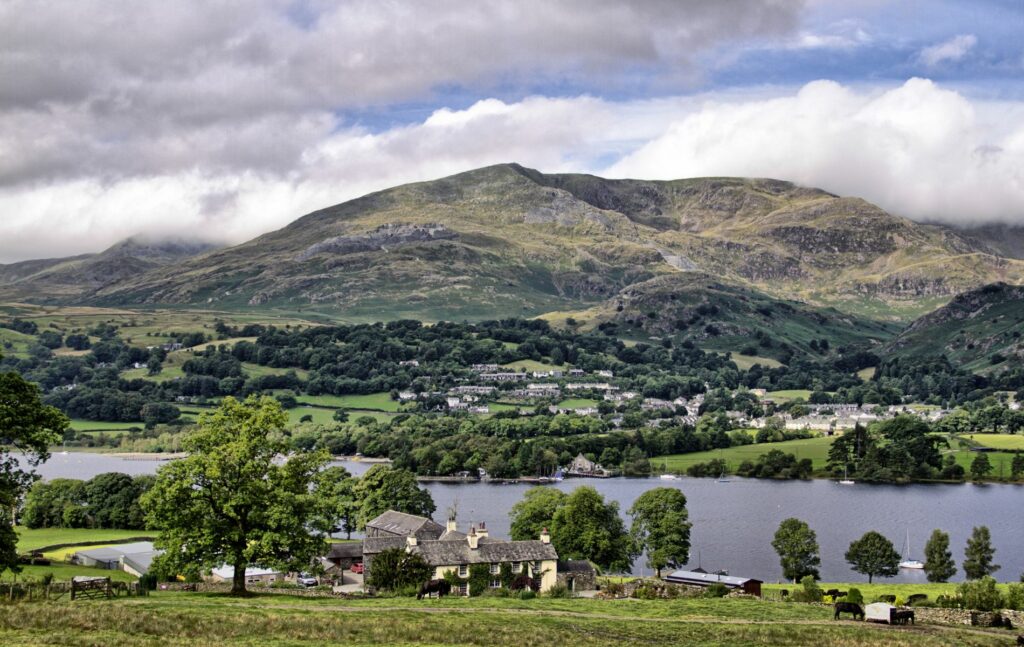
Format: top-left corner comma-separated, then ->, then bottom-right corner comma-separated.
15,527 -> 155,553
856,367 -> 876,381
297,392 -> 402,412
765,390 -> 815,402
502,359 -> 563,372
762,581 -> 1020,599
1,562 -> 138,584
654,436 -> 836,473
556,398 -> 599,409
286,407 -> 341,426
69,419 -> 144,432
963,433 -> 1024,451
727,353 -> 784,370
0,591 -> 1012,646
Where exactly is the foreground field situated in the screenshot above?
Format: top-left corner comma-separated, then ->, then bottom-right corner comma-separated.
0,591 -> 1014,647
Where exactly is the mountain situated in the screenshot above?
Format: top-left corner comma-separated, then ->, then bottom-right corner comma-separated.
5,164 -> 1023,326
957,223 -> 1024,260
0,237 -> 220,301
885,282 -> 1024,372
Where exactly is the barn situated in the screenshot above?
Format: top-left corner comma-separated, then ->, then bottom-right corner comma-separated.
664,569 -> 762,597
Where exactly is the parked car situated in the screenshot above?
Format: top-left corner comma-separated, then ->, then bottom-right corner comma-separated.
350,563 -> 364,574
297,573 -> 318,587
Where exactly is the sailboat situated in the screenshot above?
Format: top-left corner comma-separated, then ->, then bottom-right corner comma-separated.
838,466 -> 855,485
899,529 -> 924,569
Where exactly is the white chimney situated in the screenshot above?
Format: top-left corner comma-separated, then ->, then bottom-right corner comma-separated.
446,515 -> 457,533
539,527 -> 550,544
406,535 -> 418,549
477,522 -> 488,538
467,526 -> 479,550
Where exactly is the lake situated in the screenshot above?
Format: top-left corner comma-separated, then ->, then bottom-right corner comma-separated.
30,452 -> 1024,584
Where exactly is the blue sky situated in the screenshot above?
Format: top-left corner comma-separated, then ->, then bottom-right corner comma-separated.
1,0 -> 1022,261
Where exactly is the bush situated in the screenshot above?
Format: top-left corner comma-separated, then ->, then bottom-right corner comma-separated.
844,588 -> 863,605
546,583 -> 573,598
958,576 -> 1004,612
704,583 -> 730,598
1004,583 -> 1024,611
518,589 -> 536,600
481,587 -> 510,598
791,575 -> 823,603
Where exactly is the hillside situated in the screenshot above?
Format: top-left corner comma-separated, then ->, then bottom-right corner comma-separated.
4,165 -> 1022,325
0,237 -> 219,301
886,282 -> 1024,371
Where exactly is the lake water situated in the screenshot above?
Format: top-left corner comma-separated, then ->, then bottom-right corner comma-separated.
30,453 -> 1024,584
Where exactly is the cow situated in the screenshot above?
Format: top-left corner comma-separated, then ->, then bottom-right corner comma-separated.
825,589 -> 842,598
834,602 -> 864,621
417,579 -> 452,600
907,594 -> 928,605
878,594 -> 896,603
1015,634 -> 1023,645
893,609 -> 915,625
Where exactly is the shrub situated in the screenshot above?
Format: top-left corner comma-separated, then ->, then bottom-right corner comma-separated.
791,575 -> 823,603
546,583 -> 573,598
704,583 -> 730,598
518,589 -> 536,600
844,588 -> 863,604
1005,583 -> 1024,611
602,582 -> 624,597
958,576 -> 1004,612
481,587 -> 510,598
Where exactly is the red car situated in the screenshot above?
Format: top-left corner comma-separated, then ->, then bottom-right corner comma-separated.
350,562 -> 364,574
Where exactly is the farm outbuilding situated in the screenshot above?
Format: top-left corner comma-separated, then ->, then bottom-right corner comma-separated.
664,569 -> 762,596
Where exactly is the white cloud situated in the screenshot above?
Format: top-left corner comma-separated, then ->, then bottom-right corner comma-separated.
608,78 -> 1024,227
918,33 -> 977,66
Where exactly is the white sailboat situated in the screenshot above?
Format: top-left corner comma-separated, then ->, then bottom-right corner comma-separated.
899,529 -> 924,569
838,466 -> 855,485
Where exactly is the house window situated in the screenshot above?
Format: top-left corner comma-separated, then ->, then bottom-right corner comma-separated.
532,561 -> 541,574
457,564 -> 468,577
489,563 -> 500,575
512,562 -> 521,572
490,579 -> 501,589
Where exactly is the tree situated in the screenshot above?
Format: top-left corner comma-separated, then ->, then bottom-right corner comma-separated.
923,529 -> 956,583
1012,452 -> 1024,481
550,486 -> 636,572
0,362 -> 67,575
509,487 -> 567,541
970,452 -> 993,481
845,531 -> 900,583
141,396 -> 330,594
316,466 -> 358,539
963,525 -> 999,580
628,488 -> 691,578
367,547 -> 431,591
332,409 -> 349,423
771,518 -> 821,582
353,465 -> 435,530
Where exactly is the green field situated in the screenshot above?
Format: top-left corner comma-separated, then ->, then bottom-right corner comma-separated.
69,419 -> 144,432
502,359 -> 564,372
727,353 -> 783,370
556,398 -> 600,409
0,326 -> 36,357
297,392 -> 402,412
655,436 -> 835,473
241,362 -> 310,379
0,590 -> 1012,646
286,407 -> 340,426
762,581 -> 1018,600
15,527 -> 155,553
765,390 -> 815,402
964,434 -> 1024,451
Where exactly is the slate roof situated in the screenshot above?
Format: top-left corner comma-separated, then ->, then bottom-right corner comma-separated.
362,536 -> 406,555
326,542 -> 364,559
366,511 -> 445,538
557,559 -> 595,573
75,541 -> 162,573
410,537 -> 557,566
665,570 -> 761,588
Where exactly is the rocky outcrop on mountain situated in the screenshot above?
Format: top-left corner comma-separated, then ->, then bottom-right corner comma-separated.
295,223 -> 457,261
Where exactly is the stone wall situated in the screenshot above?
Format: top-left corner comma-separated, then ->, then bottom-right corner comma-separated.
158,582 -> 360,598
913,607 -> 1023,628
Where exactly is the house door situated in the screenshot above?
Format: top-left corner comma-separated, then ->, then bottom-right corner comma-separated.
566,577 -> 575,592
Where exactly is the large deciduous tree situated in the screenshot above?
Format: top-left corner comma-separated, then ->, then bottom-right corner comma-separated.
923,529 -> 956,583
963,525 -> 999,580
771,518 -> 821,583
845,531 -> 900,583
0,362 -> 67,576
141,396 -> 330,595
509,486 -> 567,541
550,486 -> 636,572
628,487 -> 691,578
315,466 -> 358,539
353,465 -> 435,529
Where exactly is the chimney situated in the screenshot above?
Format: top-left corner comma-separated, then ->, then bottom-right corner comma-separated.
406,535 -> 418,550
477,521 -> 488,538
446,514 -> 457,533
539,527 -> 550,544
467,526 -> 479,550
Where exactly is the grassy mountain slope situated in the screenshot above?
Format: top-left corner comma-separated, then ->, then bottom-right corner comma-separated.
886,282 -> 1024,371
0,237 -> 219,301
6,164 -> 1022,325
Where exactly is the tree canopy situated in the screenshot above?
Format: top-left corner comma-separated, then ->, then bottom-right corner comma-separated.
628,487 -> 691,578
509,487 -> 567,541
549,486 -> 636,572
353,465 -> 435,529
844,531 -> 900,583
923,528 -> 956,583
141,396 -> 330,594
0,362 -> 67,575
771,517 -> 821,582
963,525 -> 999,580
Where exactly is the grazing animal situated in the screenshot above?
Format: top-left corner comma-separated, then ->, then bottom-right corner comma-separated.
780,589 -> 789,598
834,602 -> 864,621
825,589 -> 842,598
879,594 -> 896,603
907,594 -> 927,605
893,609 -> 915,625
417,579 -> 452,600
1015,634 -> 1023,645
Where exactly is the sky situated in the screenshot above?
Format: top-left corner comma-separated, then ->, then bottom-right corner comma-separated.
1,0 -> 1023,263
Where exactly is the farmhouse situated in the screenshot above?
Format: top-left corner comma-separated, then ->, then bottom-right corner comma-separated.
361,511 -> 559,595
565,453 -> 612,477
664,569 -> 762,596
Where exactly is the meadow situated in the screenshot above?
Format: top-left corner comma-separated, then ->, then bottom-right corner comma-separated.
654,436 -> 836,473
0,590 -> 1015,646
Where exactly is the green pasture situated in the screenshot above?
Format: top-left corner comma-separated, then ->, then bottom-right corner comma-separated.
655,436 -> 835,474
556,398 -> 600,409
69,419 -> 144,432
963,433 -> 1024,451
297,392 -> 401,411
15,527 -> 154,553
502,358 -> 564,372
765,390 -> 815,402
